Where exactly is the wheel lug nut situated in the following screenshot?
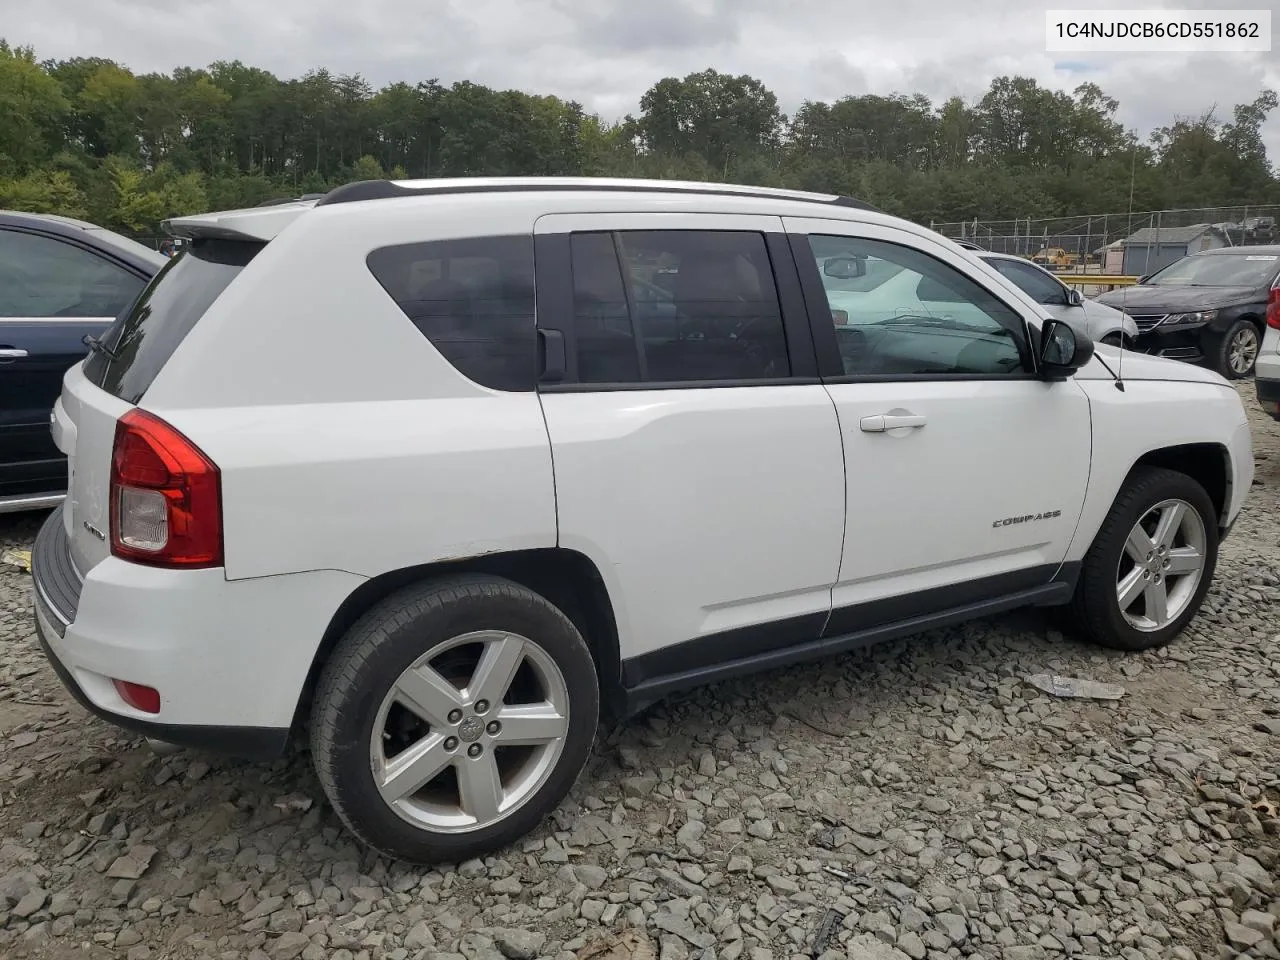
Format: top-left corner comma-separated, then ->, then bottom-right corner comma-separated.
467,743 -> 483,758
444,736 -> 459,751
447,709 -> 463,724
475,700 -> 490,714
486,721 -> 501,735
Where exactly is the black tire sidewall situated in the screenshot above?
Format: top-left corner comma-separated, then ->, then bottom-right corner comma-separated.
1079,469 -> 1219,651
312,576 -> 600,864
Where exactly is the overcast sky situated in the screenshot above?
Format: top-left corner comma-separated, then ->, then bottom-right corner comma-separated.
5,0 -> 1279,159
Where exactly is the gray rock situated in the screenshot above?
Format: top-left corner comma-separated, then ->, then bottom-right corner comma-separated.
12,889 -> 46,918
106,845 -> 157,880
896,931 -> 926,959
936,913 -> 968,944
677,821 -> 706,847
844,933 -> 909,959
1224,922 -> 1265,949
575,864 -> 609,889
491,929 -> 546,960
269,933 -> 311,960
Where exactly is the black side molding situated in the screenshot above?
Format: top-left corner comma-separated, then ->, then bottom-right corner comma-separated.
618,562 -> 1080,717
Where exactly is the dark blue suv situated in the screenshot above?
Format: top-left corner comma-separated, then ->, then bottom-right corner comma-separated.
0,211 -> 165,512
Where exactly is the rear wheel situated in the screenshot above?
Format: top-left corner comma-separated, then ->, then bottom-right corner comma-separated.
310,574 -> 599,864
1069,467 -> 1218,652
1217,319 -> 1260,379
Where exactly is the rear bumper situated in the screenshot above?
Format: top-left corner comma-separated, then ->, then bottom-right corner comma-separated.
30,506 -> 364,757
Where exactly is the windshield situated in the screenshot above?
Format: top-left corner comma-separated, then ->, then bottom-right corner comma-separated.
1145,253 -> 1280,287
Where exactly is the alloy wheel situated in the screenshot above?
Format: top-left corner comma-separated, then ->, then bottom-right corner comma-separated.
1228,326 -> 1259,375
1115,498 -> 1207,632
369,630 -> 570,833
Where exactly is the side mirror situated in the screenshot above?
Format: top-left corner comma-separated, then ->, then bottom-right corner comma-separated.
1038,318 -> 1094,379
823,257 -> 866,280
1065,287 -> 1083,306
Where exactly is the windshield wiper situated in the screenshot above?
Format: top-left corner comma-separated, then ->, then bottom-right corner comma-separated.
83,334 -> 119,361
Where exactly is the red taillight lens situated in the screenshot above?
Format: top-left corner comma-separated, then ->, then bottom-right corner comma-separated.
832,309 -> 849,325
112,679 -> 161,714
1267,289 -> 1280,330
109,409 -> 222,568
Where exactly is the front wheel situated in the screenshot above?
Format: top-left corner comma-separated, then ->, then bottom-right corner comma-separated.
1217,319 -> 1260,379
1069,467 -> 1218,651
310,574 -> 600,864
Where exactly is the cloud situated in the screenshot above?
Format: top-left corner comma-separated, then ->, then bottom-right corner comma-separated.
6,0 -> 1279,157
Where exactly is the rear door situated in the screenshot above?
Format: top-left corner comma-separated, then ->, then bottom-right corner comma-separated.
532,211 -> 846,689
0,227 -> 149,501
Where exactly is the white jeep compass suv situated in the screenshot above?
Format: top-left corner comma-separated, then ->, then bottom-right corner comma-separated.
31,177 -> 1254,865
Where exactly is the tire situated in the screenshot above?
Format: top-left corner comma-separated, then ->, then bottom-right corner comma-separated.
1069,466 -> 1218,652
310,574 -> 600,864
1100,332 -> 1124,348
1216,318 -> 1260,379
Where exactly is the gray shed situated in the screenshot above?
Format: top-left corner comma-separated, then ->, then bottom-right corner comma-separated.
1122,224 -> 1229,276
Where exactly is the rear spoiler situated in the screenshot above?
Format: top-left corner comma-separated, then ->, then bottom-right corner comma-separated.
163,200 -> 318,243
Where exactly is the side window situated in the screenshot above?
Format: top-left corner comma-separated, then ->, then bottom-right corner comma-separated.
568,229 -> 790,384
988,258 -> 1068,306
0,230 -> 146,319
366,235 -> 536,392
809,235 -> 1028,378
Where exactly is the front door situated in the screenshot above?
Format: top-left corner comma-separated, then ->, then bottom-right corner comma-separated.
784,216 -> 1092,633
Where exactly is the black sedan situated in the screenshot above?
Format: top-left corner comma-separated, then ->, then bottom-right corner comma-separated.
0,211 -> 166,512
1096,245 -> 1280,379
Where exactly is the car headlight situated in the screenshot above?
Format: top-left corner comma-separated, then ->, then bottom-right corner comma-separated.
1162,309 -> 1217,325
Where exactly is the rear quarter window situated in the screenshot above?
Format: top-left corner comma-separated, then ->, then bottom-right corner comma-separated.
365,235 -> 537,392
84,238 -> 264,403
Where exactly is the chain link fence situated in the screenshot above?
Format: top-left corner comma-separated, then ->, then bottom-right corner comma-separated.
931,205 -> 1280,275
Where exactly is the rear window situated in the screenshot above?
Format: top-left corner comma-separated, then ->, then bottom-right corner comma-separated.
366,235 -> 537,392
84,238 -> 263,403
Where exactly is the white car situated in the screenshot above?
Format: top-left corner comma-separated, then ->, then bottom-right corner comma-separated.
31,177 -> 1254,865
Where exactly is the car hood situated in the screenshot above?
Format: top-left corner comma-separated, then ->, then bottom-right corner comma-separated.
1080,342 -> 1229,385
1095,284 -> 1260,313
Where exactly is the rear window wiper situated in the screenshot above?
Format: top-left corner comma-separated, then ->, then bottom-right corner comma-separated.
83,334 -> 119,361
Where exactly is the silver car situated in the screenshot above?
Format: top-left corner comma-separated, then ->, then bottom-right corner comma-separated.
977,251 -> 1138,346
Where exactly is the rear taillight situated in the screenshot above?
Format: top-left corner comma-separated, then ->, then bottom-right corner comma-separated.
1267,288 -> 1280,330
109,409 -> 222,568
832,309 -> 849,325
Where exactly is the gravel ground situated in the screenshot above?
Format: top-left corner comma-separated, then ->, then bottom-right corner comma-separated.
2,381 -> 1280,960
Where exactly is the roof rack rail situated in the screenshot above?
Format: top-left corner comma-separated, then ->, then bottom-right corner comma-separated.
314,178 -> 881,213
255,193 -> 326,207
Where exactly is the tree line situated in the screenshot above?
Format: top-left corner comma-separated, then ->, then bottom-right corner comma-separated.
1,38 -> 1277,239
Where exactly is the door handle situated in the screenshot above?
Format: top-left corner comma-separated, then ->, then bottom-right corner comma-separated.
859,413 -> 926,433
0,348 -> 28,359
